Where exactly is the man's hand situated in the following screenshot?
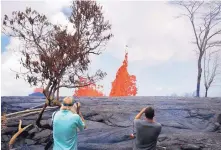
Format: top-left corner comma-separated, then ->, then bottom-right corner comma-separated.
141,108 -> 146,113
129,133 -> 135,139
135,107 -> 147,120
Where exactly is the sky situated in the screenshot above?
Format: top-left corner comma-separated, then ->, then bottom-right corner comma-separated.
1,0 -> 221,97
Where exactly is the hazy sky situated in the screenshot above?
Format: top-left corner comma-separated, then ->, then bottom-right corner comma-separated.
1,0 -> 221,97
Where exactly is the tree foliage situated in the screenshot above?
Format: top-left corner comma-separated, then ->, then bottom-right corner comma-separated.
2,0 -> 113,103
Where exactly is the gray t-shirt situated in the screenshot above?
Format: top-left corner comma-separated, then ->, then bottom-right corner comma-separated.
133,119 -> 162,150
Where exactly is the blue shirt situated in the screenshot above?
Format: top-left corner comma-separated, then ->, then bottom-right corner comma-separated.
52,110 -> 85,150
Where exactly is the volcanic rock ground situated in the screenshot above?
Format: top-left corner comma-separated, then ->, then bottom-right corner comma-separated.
1,96 -> 221,150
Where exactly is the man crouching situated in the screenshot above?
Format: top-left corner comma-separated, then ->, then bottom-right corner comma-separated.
52,97 -> 86,150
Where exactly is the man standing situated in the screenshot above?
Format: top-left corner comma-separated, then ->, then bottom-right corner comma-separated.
133,107 -> 162,150
52,97 -> 86,150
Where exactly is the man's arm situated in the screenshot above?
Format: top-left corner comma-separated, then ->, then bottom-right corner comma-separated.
76,113 -> 86,131
79,111 -> 86,129
75,102 -> 86,129
130,108 -> 146,139
135,108 -> 146,119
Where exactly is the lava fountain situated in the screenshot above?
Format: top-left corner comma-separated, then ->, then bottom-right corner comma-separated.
73,51 -> 137,97
74,77 -> 105,97
109,52 -> 137,96
29,88 -> 44,96
34,88 -> 43,93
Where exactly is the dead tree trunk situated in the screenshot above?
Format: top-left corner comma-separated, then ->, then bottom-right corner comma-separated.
36,104 -> 53,130
172,1 -> 221,97
8,120 -> 32,149
196,54 -> 203,97
205,87 -> 208,97
203,50 -> 221,97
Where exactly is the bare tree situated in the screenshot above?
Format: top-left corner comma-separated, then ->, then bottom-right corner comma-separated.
203,49 -> 221,97
173,1 -> 221,97
2,0 -> 112,131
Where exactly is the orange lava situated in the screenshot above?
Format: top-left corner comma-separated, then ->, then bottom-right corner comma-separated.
34,88 -> 43,93
74,78 -> 105,97
109,52 -> 137,96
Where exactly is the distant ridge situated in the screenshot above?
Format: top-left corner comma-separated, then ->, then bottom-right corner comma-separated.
28,92 -> 45,97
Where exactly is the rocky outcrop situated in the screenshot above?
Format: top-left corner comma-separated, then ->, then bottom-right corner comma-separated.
1,96 -> 221,150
